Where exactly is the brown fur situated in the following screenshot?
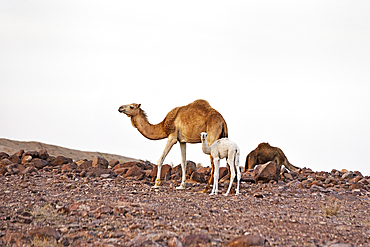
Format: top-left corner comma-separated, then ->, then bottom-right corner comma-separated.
119,99 -> 228,191
245,142 -> 299,172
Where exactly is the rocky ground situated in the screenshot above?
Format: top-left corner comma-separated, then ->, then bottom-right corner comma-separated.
0,149 -> 370,246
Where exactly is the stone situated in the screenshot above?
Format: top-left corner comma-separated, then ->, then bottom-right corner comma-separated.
23,151 -> 39,158
342,171 -> 354,180
190,171 -> 206,183
61,162 -> 78,171
108,159 -> 119,168
21,166 -> 38,175
21,155 -> 32,165
28,226 -> 61,241
86,167 -> 112,177
0,158 -> 13,167
96,205 -> 113,214
38,149 -> 49,160
227,234 -> 266,246
219,167 -> 229,180
50,156 -> 69,167
284,173 -> 294,181
30,158 -> 49,169
150,164 -> 172,179
172,161 -> 197,178
182,234 -> 211,247
123,165 -> 145,180
254,161 -> 280,183
8,154 -> 21,164
0,152 -> 9,160
77,160 -> 92,169
241,170 -> 255,183
92,156 -> 109,169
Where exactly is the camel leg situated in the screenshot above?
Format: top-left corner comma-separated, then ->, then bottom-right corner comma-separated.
224,156 -> 236,196
153,136 -> 177,188
235,153 -> 241,195
176,142 -> 187,190
210,157 -> 220,195
202,156 -> 214,193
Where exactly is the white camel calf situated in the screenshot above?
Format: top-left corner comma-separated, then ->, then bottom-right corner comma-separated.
200,132 -> 241,196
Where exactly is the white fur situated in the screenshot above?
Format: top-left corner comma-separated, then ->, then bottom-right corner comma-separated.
200,132 -> 241,196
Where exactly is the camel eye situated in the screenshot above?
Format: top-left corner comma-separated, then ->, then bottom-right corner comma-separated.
130,106 -> 134,109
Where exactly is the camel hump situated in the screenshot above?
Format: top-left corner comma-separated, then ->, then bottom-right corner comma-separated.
192,99 -> 211,107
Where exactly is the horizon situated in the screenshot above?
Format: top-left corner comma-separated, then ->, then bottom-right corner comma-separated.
1,1 -> 370,175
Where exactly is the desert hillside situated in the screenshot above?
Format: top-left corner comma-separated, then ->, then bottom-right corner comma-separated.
0,138 -> 140,163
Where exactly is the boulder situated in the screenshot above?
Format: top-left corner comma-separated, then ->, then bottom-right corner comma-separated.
23,151 -> 39,159
8,154 -> 21,164
0,152 -> 9,160
0,158 -> 13,168
61,162 -> 78,171
190,171 -> 206,183
50,156 -> 70,167
21,155 -> 32,165
150,164 -> 172,179
77,160 -> 92,169
182,234 -> 211,247
241,170 -> 255,183
254,161 -> 280,183
38,149 -> 49,160
108,159 -> 119,168
29,158 -> 49,169
92,156 -> 109,169
172,161 -> 197,178
123,165 -> 145,180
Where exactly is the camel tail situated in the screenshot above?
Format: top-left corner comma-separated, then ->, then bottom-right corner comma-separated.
221,121 -> 228,139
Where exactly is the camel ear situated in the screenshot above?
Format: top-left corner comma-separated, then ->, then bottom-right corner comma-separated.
137,104 -> 141,108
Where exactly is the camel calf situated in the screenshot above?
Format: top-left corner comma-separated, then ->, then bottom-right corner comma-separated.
200,132 -> 241,196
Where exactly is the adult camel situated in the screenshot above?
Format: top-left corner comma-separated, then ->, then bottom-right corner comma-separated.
118,99 -> 228,191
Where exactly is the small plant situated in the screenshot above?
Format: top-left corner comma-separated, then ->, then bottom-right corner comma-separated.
32,204 -> 64,222
32,236 -> 63,247
323,201 -> 341,216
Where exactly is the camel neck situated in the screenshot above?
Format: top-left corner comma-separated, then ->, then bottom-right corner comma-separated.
201,139 -> 211,155
131,111 -> 167,140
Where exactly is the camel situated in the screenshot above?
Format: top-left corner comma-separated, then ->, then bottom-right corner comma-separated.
245,142 -> 300,172
201,132 -> 241,196
118,99 -> 228,191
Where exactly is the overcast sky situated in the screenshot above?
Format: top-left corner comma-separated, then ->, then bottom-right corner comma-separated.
1,1 -> 370,175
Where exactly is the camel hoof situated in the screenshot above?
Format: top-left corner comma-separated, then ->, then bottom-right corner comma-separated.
152,184 -> 159,189
223,193 -> 229,196
176,185 -> 186,190
201,189 -> 208,193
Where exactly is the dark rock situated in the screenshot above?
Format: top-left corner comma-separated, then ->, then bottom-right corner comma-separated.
21,155 -> 32,165
92,156 -> 109,169
241,170 -> 255,183
254,161 -> 280,183
30,158 -> 49,169
0,158 -> 13,167
23,151 -> 39,158
123,165 -> 145,180
50,156 -> 69,167
172,161 -> 197,178
190,171 -> 206,183
182,234 -> 211,247
0,152 -> 9,160
38,149 -> 49,160
8,154 -> 21,164
61,162 -> 78,171
21,166 -> 38,175
77,160 -> 92,169
109,159 -> 119,168
150,164 -> 172,179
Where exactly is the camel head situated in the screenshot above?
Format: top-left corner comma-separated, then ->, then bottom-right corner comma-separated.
118,103 -> 142,117
200,132 -> 208,142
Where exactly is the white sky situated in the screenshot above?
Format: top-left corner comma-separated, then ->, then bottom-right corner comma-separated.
1,1 -> 370,175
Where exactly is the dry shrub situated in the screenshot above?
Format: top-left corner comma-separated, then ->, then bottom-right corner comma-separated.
323,201 -> 341,216
32,204 -> 64,222
32,236 -> 62,247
